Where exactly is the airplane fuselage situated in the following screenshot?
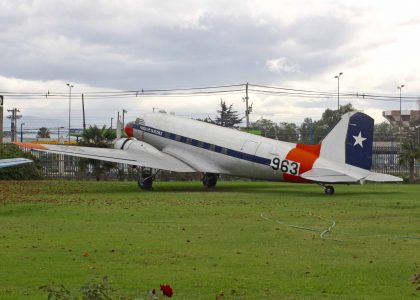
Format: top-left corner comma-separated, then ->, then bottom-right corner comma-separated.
14,111 -> 402,194
127,113 -> 312,182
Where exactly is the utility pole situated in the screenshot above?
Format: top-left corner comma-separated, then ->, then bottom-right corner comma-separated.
20,122 -> 25,142
397,84 -> 405,141
334,72 -> 343,110
397,84 -> 405,116
0,95 -> 3,144
243,83 -> 252,128
7,108 -> 22,142
110,117 -> 113,130
82,93 -> 86,131
122,109 -> 127,129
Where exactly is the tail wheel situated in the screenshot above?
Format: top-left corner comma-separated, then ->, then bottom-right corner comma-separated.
324,185 -> 335,195
202,173 -> 218,188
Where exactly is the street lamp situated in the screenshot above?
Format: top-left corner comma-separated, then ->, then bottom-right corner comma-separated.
122,109 -> 128,129
66,83 -> 74,143
397,84 -> 405,115
20,122 -> 25,142
111,117 -> 114,130
334,72 -> 343,110
57,126 -> 65,143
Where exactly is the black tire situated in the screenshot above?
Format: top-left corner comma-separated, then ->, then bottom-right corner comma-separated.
138,176 -> 153,190
324,185 -> 335,195
202,173 -> 218,188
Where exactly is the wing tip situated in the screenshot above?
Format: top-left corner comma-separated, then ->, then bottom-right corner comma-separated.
13,142 -> 48,150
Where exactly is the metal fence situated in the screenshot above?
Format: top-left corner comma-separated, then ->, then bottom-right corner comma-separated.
372,145 -> 407,176
21,145 -> 418,181
28,151 -> 137,180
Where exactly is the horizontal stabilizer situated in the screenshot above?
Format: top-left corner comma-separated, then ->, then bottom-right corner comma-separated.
300,168 -> 359,183
363,172 -> 403,182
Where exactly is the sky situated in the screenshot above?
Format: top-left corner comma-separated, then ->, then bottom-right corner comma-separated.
1,0 -> 420,131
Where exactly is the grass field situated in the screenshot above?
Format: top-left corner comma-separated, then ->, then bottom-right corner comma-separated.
0,180 -> 419,299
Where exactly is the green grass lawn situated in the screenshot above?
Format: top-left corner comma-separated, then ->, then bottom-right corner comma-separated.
0,180 -> 419,299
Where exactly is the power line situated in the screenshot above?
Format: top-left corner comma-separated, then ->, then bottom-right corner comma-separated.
1,82 -> 419,103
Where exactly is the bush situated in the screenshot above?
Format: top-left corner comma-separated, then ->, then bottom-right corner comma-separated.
0,143 -> 44,180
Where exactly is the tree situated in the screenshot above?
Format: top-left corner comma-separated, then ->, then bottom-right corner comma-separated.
37,127 -> 51,138
319,103 -> 355,129
277,122 -> 299,143
300,117 -> 322,144
211,99 -> 243,128
301,104 -> 356,144
398,139 -> 420,183
78,125 -> 116,181
195,117 -> 214,124
374,121 -> 398,142
79,125 -> 115,147
252,118 -> 278,139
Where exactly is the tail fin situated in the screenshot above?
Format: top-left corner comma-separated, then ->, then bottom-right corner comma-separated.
320,112 -> 374,170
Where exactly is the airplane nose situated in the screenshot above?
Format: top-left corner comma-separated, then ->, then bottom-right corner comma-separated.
124,122 -> 134,137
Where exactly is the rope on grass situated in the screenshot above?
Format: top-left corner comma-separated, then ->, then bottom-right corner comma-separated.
261,212 -> 420,241
260,212 -> 341,242
317,215 -> 336,239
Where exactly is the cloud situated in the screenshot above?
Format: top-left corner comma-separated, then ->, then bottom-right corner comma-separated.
0,0 -> 419,128
0,0 -> 361,89
266,57 -> 299,74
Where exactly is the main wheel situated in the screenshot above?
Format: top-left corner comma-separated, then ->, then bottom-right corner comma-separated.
202,173 -> 218,188
138,176 -> 153,190
138,168 -> 153,190
324,185 -> 335,195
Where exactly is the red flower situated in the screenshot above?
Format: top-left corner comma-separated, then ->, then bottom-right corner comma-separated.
160,284 -> 173,297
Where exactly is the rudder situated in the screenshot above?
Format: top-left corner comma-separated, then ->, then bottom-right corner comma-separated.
320,112 -> 374,170
345,112 -> 374,170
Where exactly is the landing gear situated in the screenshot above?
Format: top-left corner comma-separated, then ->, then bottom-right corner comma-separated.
318,183 -> 335,195
324,185 -> 335,195
202,173 -> 219,188
138,168 -> 160,190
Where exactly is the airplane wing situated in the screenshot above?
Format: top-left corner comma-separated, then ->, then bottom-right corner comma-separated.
0,158 -> 33,168
13,141 -> 196,173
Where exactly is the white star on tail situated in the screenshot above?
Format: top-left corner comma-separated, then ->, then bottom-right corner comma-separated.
353,131 -> 367,148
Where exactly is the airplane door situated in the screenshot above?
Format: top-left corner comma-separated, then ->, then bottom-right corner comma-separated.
255,142 -> 272,157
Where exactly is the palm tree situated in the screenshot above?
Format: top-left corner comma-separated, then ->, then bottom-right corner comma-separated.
37,127 -> 51,138
78,125 -> 116,181
398,139 -> 420,183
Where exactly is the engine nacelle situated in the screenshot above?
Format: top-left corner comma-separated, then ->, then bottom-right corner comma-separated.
114,138 -> 163,156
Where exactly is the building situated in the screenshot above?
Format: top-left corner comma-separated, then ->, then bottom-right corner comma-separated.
382,110 -> 420,128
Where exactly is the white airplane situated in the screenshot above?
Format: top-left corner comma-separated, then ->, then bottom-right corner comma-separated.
14,111 -> 401,194
0,158 -> 33,168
